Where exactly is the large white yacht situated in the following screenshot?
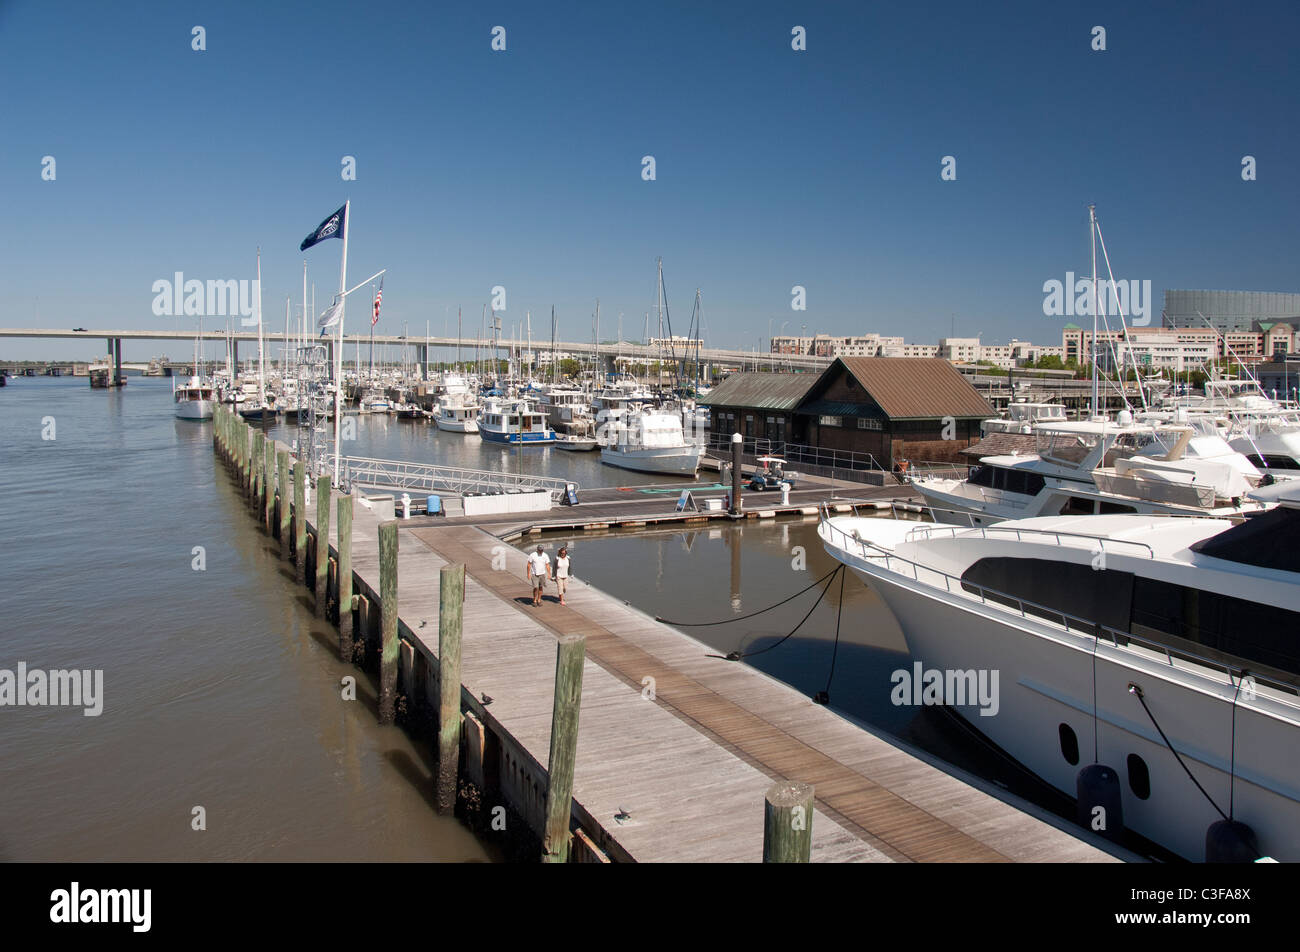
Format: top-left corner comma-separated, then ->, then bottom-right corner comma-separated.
599,407 -> 703,475
435,393 -> 481,433
819,495 -> 1300,862
913,413 -> 1273,525
478,400 -> 556,444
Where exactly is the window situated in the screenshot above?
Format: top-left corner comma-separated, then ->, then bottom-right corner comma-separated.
819,415 -> 842,427
1059,724 -> 1079,765
1127,753 -> 1150,799
857,417 -> 882,430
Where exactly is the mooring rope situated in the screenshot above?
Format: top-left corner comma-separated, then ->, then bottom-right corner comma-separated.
1128,683 -> 1230,823
655,565 -> 840,627
687,565 -> 845,662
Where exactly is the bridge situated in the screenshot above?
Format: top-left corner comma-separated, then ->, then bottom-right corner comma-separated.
0,326 -> 831,373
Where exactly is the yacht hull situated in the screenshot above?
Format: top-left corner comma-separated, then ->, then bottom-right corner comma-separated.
600,444 -> 702,475
831,548 -> 1300,862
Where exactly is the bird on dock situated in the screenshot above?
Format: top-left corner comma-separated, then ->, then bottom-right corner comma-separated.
481,692 -> 493,706
614,807 -> 631,824
419,619 -> 427,628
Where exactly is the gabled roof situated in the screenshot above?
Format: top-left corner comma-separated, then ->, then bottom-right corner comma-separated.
699,372 -> 819,410
829,357 -> 994,420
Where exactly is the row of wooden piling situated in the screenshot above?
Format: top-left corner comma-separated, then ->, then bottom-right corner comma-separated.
209,405 -> 604,862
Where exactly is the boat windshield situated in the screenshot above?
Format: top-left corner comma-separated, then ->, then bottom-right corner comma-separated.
1035,429 -> 1100,465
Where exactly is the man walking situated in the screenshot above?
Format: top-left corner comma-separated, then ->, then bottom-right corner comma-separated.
526,544 -> 551,607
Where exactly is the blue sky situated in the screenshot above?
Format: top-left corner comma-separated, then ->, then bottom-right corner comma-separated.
3,0 -> 1299,360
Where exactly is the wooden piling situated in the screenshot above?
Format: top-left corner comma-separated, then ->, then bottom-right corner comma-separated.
252,434 -> 264,509
378,520 -> 398,724
277,450 -> 290,553
337,494 -> 353,660
263,438 -> 275,532
435,562 -> 466,814
314,474 -> 331,616
293,460 -> 307,580
243,424 -> 254,495
541,633 -> 586,863
762,781 -> 814,862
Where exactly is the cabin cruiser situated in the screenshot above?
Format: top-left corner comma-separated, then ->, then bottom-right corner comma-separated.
819,492 -> 1300,862
600,407 -> 704,475
173,376 -> 215,420
478,400 -> 556,444
357,389 -> 391,414
435,393 -> 481,433
535,387 -> 592,429
981,401 -> 1068,436
912,413 -> 1275,525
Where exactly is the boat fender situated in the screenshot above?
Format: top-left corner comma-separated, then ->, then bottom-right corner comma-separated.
1205,819 -> 1259,863
1075,763 -> 1124,843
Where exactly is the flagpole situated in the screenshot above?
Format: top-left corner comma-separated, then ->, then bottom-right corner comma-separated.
333,199 -> 350,487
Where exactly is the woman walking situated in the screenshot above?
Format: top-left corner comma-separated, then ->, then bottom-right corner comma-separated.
554,546 -> 571,606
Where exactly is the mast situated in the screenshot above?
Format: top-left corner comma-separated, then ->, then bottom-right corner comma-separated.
551,305 -> 557,384
256,248 -> 265,406
593,299 -> 600,392
457,306 -> 462,370
1089,203 -> 1098,418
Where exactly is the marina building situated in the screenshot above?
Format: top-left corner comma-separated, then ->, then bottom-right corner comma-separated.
703,357 -> 992,465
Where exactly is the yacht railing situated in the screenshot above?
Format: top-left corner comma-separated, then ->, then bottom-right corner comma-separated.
818,510 -> 1299,702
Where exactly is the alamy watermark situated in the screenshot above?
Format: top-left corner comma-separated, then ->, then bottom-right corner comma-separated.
152,273 -> 260,325
890,662 -> 999,716
1042,272 -> 1152,326
1,662 -> 104,716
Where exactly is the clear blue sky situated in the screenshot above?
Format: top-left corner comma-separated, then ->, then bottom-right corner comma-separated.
3,0 -> 1299,360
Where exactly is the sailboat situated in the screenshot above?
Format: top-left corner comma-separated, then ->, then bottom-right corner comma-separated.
240,249 -> 276,420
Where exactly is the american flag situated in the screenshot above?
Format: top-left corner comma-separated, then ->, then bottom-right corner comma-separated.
372,279 -> 382,326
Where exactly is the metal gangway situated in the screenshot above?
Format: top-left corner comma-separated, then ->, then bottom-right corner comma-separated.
333,455 -> 577,502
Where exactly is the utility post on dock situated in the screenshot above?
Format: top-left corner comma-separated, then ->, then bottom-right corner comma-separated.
542,633 -> 586,863
435,562 -> 465,815
378,520 -> 398,725
314,474 -> 331,617
337,494 -> 353,661
729,431 -> 744,517
762,781 -> 814,862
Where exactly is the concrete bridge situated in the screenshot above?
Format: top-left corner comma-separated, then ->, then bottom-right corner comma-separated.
0,326 -> 830,376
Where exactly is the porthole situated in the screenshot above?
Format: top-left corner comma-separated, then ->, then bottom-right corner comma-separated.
1127,753 -> 1151,800
1059,723 -> 1079,765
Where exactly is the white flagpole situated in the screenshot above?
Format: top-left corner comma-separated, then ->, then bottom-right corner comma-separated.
333,200 -> 350,487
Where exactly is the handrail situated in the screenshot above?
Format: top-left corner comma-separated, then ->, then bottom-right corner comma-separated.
817,509 -> 1299,701
333,454 -> 576,500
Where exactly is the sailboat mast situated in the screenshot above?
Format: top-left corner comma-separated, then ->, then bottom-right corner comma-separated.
256,248 -> 265,405
1089,203 -> 1099,418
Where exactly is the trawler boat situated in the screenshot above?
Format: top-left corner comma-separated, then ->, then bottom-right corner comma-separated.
912,414 -> 1272,525
357,389 -> 391,414
479,401 -> 556,444
819,495 -> 1300,862
435,395 -> 481,433
600,407 -> 703,475
981,401 -> 1069,435
173,377 -> 215,420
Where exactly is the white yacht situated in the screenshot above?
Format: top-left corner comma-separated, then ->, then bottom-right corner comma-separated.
913,414 -> 1272,525
600,407 -> 703,475
435,394 -> 481,433
173,377 -> 215,420
819,497 -> 1300,862
981,400 -> 1069,435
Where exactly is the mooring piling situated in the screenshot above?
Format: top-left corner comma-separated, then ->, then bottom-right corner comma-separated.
436,562 -> 466,815
541,632 -> 586,863
763,781 -> 814,863
378,520 -> 399,725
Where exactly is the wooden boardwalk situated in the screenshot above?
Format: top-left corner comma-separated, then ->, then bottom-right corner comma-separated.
336,502 -> 1118,862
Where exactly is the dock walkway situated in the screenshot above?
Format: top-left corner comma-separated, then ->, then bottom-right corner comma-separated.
343,505 -> 1117,862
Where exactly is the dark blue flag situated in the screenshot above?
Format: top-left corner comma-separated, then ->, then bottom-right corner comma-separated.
300,205 -> 346,251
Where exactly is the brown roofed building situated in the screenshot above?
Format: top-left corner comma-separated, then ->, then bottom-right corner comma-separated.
797,357 -> 993,464
703,358 -> 994,466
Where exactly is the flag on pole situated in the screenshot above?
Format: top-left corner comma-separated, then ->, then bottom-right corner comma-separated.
317,297 -> 343,335
372,278 -> 383,326
299,204 -> 347,252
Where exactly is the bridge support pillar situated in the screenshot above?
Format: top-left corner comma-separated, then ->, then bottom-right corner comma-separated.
113,338 -> 125,387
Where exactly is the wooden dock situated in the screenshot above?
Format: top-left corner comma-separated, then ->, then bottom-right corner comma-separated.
214,411 -> 1122,863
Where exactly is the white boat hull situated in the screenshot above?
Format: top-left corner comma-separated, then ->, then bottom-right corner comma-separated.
832,548 -> 1300,862
175,400 -> 214,420
600,444 -> 702,475
436,417 -> 479,433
